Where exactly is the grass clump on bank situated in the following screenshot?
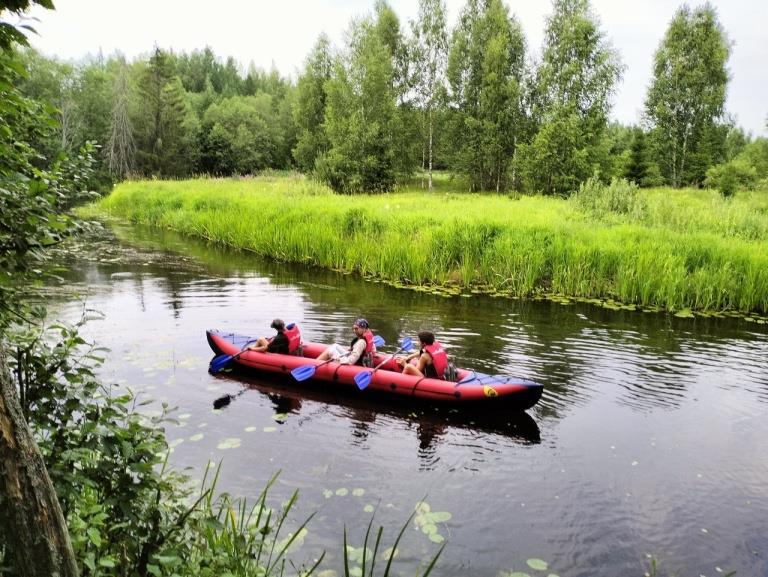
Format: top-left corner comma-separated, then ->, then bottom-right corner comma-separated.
92,174 -> 768,315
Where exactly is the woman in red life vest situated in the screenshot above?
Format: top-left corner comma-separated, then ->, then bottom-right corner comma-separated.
397,330 -> 449,379
316,318 -> 377,366
247,318 -> 301,354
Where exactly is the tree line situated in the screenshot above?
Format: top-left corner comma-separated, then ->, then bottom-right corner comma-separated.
17,0 -> 768,195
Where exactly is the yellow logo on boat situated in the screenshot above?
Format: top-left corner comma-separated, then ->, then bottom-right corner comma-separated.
483,385 -> 498,397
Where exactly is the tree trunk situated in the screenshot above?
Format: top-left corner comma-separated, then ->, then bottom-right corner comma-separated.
428,106 -> 434,192
0,344 -> 79,577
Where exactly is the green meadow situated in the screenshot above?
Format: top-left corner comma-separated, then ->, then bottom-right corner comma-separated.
93,174 -> 768,316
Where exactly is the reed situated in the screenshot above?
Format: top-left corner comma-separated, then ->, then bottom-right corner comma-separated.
92,175 -> 768,314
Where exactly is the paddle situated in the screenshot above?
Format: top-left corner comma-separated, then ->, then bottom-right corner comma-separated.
208,339 -> 258,374
353,337 -> 413,391
291,334 -> 385,382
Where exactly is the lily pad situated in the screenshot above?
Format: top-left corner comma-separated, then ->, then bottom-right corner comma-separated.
352,488 -> 365,497
335,488 -> 349,496
263,426 -> 277,433
363,504 -> 374,513
217,438 -> 241,450
526,559 -> 548,571
421,523 -> 437,535
244,426 -> 257,432
381,546 -> 399,561
323,489 -> 333,499
189,433 -> 204,442
428,533 -> 445,543
272,413 -> 288,421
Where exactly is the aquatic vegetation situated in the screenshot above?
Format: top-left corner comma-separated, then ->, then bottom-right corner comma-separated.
92,176 -> 768,314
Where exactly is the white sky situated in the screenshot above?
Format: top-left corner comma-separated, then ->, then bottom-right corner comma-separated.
25,0 -> 768,136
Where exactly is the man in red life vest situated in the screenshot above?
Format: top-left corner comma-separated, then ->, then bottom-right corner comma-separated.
397,330 -> 449,379
317,318 -> 377,366
248,318 -> 293,354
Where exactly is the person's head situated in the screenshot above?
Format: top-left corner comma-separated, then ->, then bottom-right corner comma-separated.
353,317 -> 369,335
417,330 -> 435,346
270,318 -> 285,332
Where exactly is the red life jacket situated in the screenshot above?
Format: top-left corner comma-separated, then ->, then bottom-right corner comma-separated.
350,330 -> 376,366
424,341 -> 448,380
284,323 -> 302,354
351,330 -> 375,354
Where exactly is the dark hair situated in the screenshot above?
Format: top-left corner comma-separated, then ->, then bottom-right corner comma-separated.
417,330 -> 435,345
270,318 -> 285,331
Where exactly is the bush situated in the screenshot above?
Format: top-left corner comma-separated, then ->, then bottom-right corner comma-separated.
704,159 -> 758,197
571,177 -> 645,219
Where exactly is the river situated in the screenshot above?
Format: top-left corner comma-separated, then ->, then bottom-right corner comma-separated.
47,223 -> 768,577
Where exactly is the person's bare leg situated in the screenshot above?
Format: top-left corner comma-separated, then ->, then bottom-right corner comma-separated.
317,346 -> 334,361
248,336 -> 270,352
402,363 -> 423,377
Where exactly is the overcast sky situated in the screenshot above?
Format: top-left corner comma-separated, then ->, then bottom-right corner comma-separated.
25,0 -> 767,136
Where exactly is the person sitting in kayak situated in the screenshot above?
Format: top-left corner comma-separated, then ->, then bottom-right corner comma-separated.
397,330 -> 449,379
316,318 -> 377,366
247,318 -> 290,354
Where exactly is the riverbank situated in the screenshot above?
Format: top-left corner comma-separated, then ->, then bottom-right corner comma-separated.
89,174 -> 768,317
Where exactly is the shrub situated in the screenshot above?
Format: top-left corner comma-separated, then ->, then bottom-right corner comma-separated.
571,177 -> 645,219
705,159 -> 758,197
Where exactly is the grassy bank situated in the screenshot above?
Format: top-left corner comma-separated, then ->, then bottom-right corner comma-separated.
92,174 -> 768,315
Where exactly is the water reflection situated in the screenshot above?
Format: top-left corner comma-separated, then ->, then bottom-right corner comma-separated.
44,222 -> 768,577
55,223 -> 768,418
211,369 -> 540,469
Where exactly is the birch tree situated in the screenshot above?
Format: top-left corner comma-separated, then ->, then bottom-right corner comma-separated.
644,3 -> 730,187
411,0 -> 448,190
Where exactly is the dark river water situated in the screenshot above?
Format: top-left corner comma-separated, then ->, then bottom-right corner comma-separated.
47,224 -> 768,577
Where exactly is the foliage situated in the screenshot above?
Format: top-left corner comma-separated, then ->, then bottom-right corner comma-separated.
570,176 -> 645,219
5,316 -> 323,577
446,0 -> 526,192
292,34 -> 333,172
134,48 -> 192,177
200,94 -> 282,175
318,17 -> 398,193
342,508 -> 443,577
704,138 -> 768,196
705,158 -> 757,197
410,0 -> 448,190
518,0 -> 623,195
644,4 -> 730,187
10,2 -> 765,194
99,176 -> 768,314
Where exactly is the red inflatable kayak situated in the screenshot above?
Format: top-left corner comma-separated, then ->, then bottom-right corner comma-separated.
207,330 -> 543,411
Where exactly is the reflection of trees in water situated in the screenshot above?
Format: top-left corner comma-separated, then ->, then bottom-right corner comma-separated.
58,224 -> 768,416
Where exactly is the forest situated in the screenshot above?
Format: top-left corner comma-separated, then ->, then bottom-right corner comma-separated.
16,0 -> 768,196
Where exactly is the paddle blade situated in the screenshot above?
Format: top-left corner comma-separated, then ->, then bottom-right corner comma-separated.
354,370 -> 372,390
291,364 -> 317,382
400,337 -> 413,351
373,334 -> 385,348
209,354 -> 234,374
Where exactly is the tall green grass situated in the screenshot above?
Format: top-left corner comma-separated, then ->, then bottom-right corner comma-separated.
92,175 -> 768,314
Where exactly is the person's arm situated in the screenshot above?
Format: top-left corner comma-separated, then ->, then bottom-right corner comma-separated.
341,339 -> 366,365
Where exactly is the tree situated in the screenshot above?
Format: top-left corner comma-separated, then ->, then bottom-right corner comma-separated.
644,3 -> 730,187
105,58 -> 135,178
0,3 -> 82,572
200,94 -> 281,174
447,0 -> 527,191
135,47 -> 191,177
411,0 -> 448,190
292,34 -> 333,172
519,0 -> 622,195
317,17 -> 398,193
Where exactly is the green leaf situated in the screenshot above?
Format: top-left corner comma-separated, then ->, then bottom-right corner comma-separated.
526,559 -> 548,571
